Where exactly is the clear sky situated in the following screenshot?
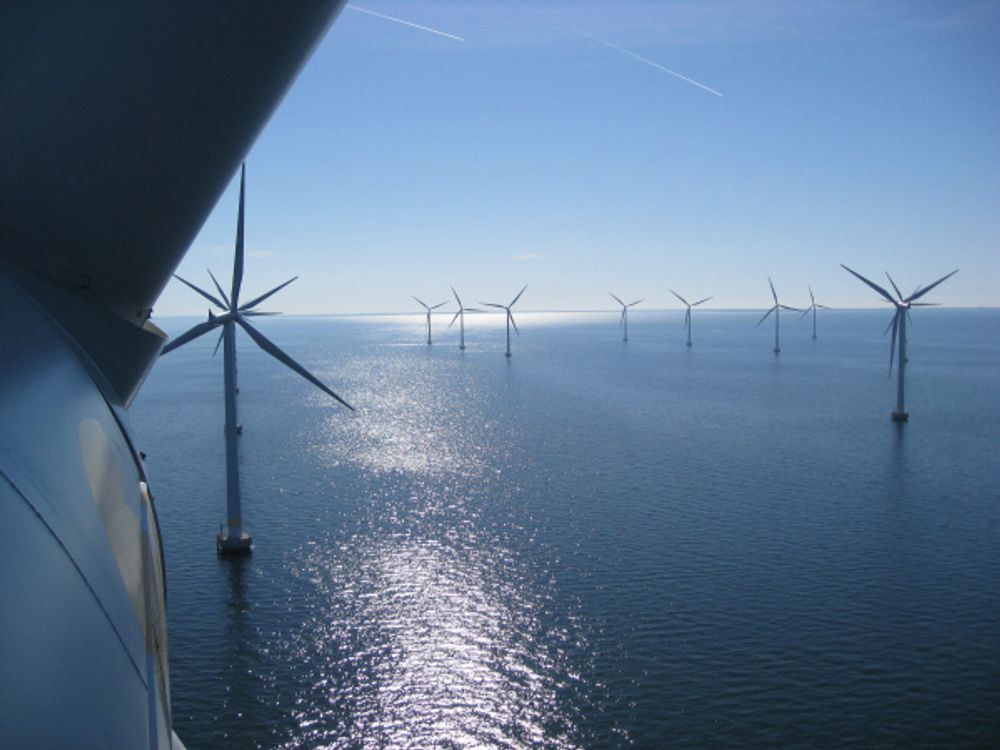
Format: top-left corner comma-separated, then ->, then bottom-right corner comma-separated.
157,1 -> 1000,316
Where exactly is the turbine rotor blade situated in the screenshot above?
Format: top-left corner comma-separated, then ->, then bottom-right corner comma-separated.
768,276 -> 778,305
430,301 -> 448,310
779,304 -> 803,312
809,285 -> 815,305
448,311 -> 460,329
174,274 -> 226,310
609,292 -> 625,307
481,302 -> 505,309
840,264 -> 896,303
161,319 -> 220,355
239,276 -> 298,311
510,284 -> 528,307
692,297 -> 712,306
909,302 -> 939,307
629,299 -> 643,307
756,306 -> 776,327
412,295 -> 429,310
907,269 -> 958,303
212,330 -> 224,358
885,272 -> 904,301
235,317 -> 354,411
509,310 -> 520,336
451,285 -> 462,307
207,269 -> 232,309
669,290 -> 689,306
231,163 -> 246,307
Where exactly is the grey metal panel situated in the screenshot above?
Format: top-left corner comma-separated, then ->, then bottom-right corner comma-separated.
0,272 -> 148,674
0,477 -> 148,747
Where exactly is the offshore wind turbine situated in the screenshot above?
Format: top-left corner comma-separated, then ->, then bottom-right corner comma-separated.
756,277 -> 801,353
413,295 -> 448,345
162,164 -> 353,554
670,290 -> 712,346
610,293 -> 643,342
448,285 -> 481,350
800,285 -> 829,339
841,264 -> 958,422
482,284 -> 528,357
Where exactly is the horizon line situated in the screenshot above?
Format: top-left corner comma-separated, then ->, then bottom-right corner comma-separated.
153,305 -> 997,320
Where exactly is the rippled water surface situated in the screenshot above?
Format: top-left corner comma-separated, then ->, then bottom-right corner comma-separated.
131,310 -> 1000,749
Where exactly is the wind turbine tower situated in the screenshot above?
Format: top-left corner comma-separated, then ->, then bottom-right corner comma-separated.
162,164 -> 353,554
610,293 -> 643,342
482,284 -> 528,357
801,285 -> 829,339
413,295 -> 448,345
448,286 -> 480,350
841,264 -> 958,422
756,277 -> 801,353
670,290 -> 712,346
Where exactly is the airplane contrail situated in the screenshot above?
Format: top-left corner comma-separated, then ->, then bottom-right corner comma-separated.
347,5 -> 465,42
509,0 -> 722,97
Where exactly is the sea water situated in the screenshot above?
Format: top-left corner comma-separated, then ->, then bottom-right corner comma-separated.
130,309 -> 1000,749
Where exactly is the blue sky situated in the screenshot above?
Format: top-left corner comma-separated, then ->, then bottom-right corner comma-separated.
158,1 -> 999,316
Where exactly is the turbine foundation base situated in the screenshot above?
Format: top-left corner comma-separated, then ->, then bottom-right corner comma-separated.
505,352 -> 512,358
891,411 -> 909,423
217,531 -> 253,556
773,347 -> 781,354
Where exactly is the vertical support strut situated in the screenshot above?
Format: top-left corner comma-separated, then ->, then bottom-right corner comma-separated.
219,320 -> 252,553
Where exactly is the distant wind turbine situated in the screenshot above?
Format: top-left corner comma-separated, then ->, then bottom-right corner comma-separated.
413,296 -> 448,345
756,277 -> 801,353
482,284 -> 528,357
841,264 -> 958,422
162,164 -> 353,555
670,290 -> 712,346
610,293 -> 643,342
448,286 -> 481,350
800,285 -> 829,339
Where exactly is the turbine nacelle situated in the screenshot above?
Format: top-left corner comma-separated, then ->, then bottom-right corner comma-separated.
413,296 -> 448,313
208,309 -> 237,325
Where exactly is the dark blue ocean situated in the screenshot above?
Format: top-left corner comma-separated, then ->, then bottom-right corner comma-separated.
130,309 -> 1000,750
